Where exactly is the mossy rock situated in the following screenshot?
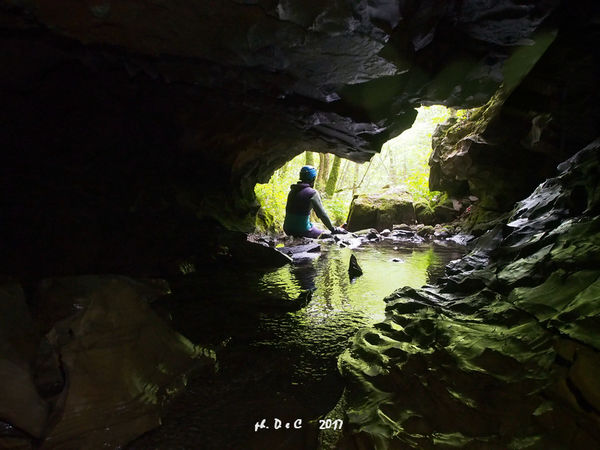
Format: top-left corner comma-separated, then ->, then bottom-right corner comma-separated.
417,225 -> 435,237
432,204 -> 460,223
414,203 -> 435,225
347,192 -> 415,231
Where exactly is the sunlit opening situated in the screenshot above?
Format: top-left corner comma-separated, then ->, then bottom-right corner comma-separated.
254,105 -> 464,233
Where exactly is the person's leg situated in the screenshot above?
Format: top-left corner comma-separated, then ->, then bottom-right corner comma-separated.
305,226 -> 325,238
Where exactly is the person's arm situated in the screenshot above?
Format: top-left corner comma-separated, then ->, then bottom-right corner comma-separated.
310,191 -> 335,232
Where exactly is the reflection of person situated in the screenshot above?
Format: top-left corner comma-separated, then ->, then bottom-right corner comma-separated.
283,165 -> 346,238
290,261 -> 318,292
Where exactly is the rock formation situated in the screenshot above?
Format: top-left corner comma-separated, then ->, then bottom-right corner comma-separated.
429,2 -> 600,217
1,0 -> 573,277
347,190 -> 416,231
0,276 -> 215,448
338,140 -> 600,448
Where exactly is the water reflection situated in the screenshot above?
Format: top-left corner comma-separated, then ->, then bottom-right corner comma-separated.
261,243 -> 457,321
254,242 -> 464,382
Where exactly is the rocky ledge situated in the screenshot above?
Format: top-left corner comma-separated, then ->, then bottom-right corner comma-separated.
336,138 -> 600,448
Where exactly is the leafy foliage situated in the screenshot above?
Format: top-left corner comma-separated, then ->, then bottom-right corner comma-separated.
255,106 -> 462,233
322,194 -> 351,225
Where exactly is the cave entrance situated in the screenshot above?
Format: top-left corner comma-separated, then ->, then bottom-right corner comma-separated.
254,105 -> 461,234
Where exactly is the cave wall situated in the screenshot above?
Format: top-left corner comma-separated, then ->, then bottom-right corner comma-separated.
429,2 -> 600,215
0,0 -> 571,277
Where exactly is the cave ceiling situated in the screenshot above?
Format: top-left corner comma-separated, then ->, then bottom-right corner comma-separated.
2,0 -> 560,171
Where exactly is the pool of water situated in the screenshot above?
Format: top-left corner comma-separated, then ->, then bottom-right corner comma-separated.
131,240 -> 465,449
254,241 -> 464,381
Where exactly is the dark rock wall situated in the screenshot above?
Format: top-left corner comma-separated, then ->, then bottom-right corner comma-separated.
339,140 -> 600,449
429,2 -> 600,214
0,275 -> 216,448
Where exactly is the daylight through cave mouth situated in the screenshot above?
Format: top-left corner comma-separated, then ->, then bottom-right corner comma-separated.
254,105 -> 466,234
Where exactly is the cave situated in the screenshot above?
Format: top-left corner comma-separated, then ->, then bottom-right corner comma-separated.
2,1 -> 600,448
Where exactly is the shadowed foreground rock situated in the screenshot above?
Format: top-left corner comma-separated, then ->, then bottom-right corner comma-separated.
337,140 -> 600,448
1,276 -> 216,449
41,276 -> 216,448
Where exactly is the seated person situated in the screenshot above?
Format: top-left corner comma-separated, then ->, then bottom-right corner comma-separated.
283,165 -> 345,238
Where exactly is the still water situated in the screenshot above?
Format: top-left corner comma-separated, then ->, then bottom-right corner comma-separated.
253,241 -> 464,383
131,240 -> 465,449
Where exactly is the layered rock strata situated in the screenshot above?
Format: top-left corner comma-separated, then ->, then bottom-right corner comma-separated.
338,140 -> 600,448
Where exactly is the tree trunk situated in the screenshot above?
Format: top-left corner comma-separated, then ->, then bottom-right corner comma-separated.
352,162 -> 360,197
387,149 -> 397,185
337,159 -> 350,191
325,155 -> 341,196
305,151 -> 315,166
316,153 -> 331,191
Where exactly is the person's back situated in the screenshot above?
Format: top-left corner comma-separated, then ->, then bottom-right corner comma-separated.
283,165 -> 344,238
284,182 -> 317,236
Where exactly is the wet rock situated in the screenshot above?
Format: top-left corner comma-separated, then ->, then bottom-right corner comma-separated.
38,276 -> 216,449
0,421 -> 33,450
348,254 -> 363,279
0,283 -> 48,439
497,243 -> 554,287
433,226 -> 451,239
391,228 -> 425,245
351,228 -> 379,238
339,284 -> 558,448
336,142 -> 600,447
347,191 -> 415,232
220,232 -> 293,267
569,347 -> 600,413
278,243 -> 321,257
416,225 -> 435,237
508,270 -> 598,321
34,275 -> 171,333
444,249 -> 497,293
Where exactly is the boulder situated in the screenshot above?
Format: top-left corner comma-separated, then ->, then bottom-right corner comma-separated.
37,276 -> 215,449
347,192 -> 415,232
414,203 -> 435,225
219,232 -> 293,267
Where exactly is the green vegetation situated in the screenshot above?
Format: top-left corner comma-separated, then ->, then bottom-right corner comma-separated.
255,105 -> 460,233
